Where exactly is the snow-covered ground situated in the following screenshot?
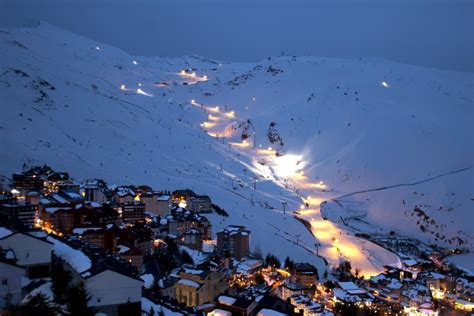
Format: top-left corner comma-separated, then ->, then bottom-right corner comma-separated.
1,22 -> 473,277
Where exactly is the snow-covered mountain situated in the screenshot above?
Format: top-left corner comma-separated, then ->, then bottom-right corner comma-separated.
1,22 -> 473,276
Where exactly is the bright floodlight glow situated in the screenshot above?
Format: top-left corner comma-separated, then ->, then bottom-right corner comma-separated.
201,121 -> 216,128
381,81 -> 390,88
272,154 -> 305,178
133,60 -> 138,65
203,75 -> 208,80
95,46 -> 100,50
137,88 -> 153,97
138,82 -> 142,87
120,84 -> 126,91
178,200 -> 187,208
11,189 -> 20,195
191,72 -> 196,77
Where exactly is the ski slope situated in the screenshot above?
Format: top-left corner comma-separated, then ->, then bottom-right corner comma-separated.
1,22 -> 473,277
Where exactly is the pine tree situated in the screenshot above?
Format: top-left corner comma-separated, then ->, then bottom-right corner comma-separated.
20,293 -> 58,316
147,306 -> 155,316
252,243 -> 263,259
265,253 -> 281,268
51,260 -> 71,303
181,250 -> 194,265
284,256 -> 294,270
66,282 -> 95,316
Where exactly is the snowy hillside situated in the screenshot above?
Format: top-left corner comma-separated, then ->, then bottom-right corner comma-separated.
1,22 -> 473,276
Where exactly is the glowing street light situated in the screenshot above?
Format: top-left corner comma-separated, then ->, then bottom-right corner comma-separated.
133,60 -> 138,65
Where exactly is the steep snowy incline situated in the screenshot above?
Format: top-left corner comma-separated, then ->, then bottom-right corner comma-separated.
1,22 -> 473,275
0,22 -> 328,273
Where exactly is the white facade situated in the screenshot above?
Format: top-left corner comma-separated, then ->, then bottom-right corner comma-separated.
0,261 -> 25,307
85,270 -> 143,307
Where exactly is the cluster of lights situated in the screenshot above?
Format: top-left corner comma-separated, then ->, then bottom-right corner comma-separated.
178,69 -> 208,81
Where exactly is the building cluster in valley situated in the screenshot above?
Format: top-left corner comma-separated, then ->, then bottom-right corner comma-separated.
0,165 -> 472,315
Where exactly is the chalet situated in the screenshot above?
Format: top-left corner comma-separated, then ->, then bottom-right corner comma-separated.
82,203 -> 120,227
44,171 -> 70,194
257,309 -> 287,316
157,277 -> 177,299
116,243 -> 143,270
0,250 -> 25,308
0,231 -> 53,278
166,207 -> 211,240
182,228 -> 203,251
41,205 -> 83,235
367,272 -> 404,302
175,265 -> 227,307
290,295 -> 324,316
83,179 -> 109,204
119,224 -> 154,257
73,227 -> 105,248
48,236 -> 143,316
113,186 -> 136,205
58,189 -> 84,205
172,189 -> 197,204
291,263 -> 318,287
215,294 -> 258,316
188,195 -> 213,213
332,281 -> 372,304
279,283 -> 312,301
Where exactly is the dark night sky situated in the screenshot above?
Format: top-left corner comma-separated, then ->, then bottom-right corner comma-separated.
1,0 -> 473,72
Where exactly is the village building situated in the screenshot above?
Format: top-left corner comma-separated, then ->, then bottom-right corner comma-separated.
279,283 -> 312,301
0,249 -> 25,308
216,225 -> 250,261
156,194 -> 172,216
331,281 -> 373,305
166,207 -> 211,240
11,170 -> 44,196
113,186 -> 136,205
174,265 -> 227,307
0,231 -> 53,278
291,263 -> 318,287
290,295 -> 325,316
182,228 -> 204,251
188,195 -> 213,213
121,201 -> 146,224
215,294 -> 259,316
0,200 -> 37,228
140,192 -> 172,217
83,179 -> 109,204
41,205 -> 83,235
48,235 -> 143,316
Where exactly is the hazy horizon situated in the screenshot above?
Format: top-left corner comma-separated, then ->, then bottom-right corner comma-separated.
1,0 -> 473,72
